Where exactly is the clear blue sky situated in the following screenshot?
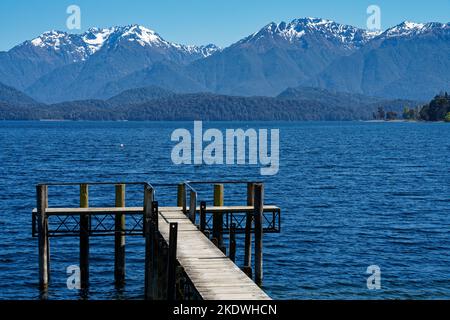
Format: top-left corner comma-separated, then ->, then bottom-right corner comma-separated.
0,0 -> 449,51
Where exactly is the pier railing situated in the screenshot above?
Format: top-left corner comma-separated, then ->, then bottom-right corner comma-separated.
32,182 -> 154,237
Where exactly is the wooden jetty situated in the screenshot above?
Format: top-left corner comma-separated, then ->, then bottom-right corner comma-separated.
32,181 -> 281,300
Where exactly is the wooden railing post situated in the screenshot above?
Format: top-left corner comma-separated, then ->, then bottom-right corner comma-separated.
143,186 -> 153,300
79,184 -> 89,291
177,183 -> 185,208
254,183 -> 264,287
37,185 -> 49,291
189,190 -> 197,223
244,182 -> 254,268
213,184 -> 224,251
199,201 -> 207,232
167,223 -> 178,301
114,184 -> 126,287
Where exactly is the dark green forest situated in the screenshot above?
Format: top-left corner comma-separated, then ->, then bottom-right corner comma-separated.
0,83 -> 420,121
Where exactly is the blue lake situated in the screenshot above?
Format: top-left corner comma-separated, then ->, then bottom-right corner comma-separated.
0,121 -> 449,300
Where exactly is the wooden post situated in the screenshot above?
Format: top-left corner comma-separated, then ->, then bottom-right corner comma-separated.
177,183 -> 185,208
213,184 -> 224,250
244,183 -> 254,268
213,184 -> 224,206
229,223 -> 236,262
114,184 -> 126,287
254,183 -> 264,287
151,201 -> 159,299
79,184 -> 89,290
143,186 -> 153,300
158,242 -> 168,300
189,190 -> 197,223
44,189 -> 50,285
167,223 -> 178,301
37,185 -> 49,291
200,201 -> 206,232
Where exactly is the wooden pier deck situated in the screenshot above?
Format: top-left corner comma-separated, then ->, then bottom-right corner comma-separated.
158,207 -> 270,300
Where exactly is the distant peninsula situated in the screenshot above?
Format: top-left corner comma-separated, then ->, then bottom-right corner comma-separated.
372,92 -> 450,122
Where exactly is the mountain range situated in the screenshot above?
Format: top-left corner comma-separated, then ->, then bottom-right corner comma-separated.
0,18 -> 448,104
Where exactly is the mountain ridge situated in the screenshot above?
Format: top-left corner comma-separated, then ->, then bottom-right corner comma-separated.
0,18 -> 448,102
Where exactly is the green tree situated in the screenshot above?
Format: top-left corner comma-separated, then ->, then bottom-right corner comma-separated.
445,112 -> 450,122
403,106 -> 410,120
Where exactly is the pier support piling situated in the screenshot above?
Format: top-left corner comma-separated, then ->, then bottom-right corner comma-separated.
37,185 -> 49,291
213,184 -> 224,251
114,184 -> 126,287
244,183 -> 254,268
167,222 -> 178,301
79,184 -> 89,290
158,241 -> 168,299
143,186 -> 153,300
151,201 -> 159,299
254,183 -> 264,287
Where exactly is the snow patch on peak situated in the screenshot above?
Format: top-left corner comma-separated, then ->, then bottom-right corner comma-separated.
82,28 -> 114,54
298,17 -> 332,25
403,21 -> 426,29
187,44 -> 221,57
118,25 -> 166,47
30,30 -> 69,50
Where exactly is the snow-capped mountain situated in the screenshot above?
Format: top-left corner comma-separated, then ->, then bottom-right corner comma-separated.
22,25 -> 220,102
180,18 -> 385,97
242,17 -> 381,49
26,25 -> 220,62
0,24 -> 219,101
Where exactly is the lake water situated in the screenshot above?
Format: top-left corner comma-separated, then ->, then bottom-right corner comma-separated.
0,121 -> 450,300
